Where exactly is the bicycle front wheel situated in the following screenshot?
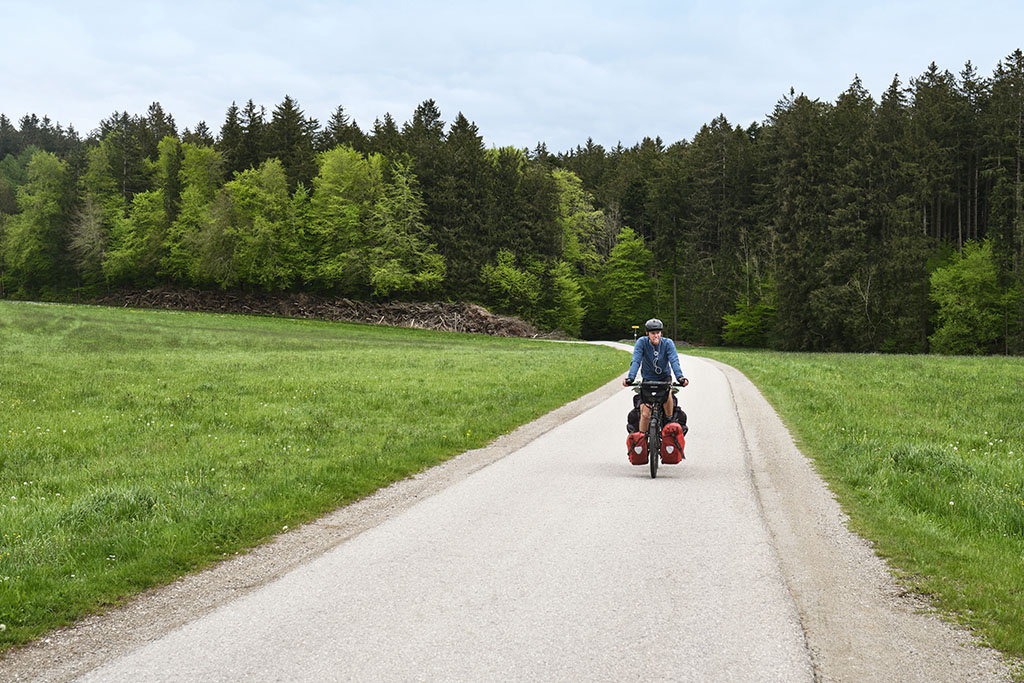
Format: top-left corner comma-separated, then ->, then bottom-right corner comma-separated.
648,412 -> 661,479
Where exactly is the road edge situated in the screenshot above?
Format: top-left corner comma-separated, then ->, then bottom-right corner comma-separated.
709,357 -> 1014,682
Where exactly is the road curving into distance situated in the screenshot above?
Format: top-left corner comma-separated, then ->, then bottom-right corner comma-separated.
2,346 -> 1012,681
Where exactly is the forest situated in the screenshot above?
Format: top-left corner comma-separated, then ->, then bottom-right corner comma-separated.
2,51 -> 1024,353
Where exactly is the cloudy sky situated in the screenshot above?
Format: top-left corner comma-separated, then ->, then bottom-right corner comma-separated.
2,1 -> 1022,152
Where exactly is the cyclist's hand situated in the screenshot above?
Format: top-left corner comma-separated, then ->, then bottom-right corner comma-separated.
676,377 -> 689,387
623,377 -> 633,387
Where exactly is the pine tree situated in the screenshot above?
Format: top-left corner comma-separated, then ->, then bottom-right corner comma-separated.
161,142 -> 224,285
596,227 -> 653,338
0,114 -> 17,159
94,112 -> 152,202
320,106 -> 366,153
434,112 -> 490,297
764,92 -> 834,350
183,121 -> 215,147
985,49 -> 1024,279
368,160 -> 445,297
815,77 -> 878,350
237,100 -> 267,174
265,95 -> 319,191
217,102 -> 244,176
873,75 -> 932,352
909,63 -> 960,243
139,102 -> 178,159
368,114 -> 402,157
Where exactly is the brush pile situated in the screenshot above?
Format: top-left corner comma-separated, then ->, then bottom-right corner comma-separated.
93,288 -> 555,338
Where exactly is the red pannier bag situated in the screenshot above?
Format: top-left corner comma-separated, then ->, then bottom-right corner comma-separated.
661,423 -> 685,464
626,432 -> 648,465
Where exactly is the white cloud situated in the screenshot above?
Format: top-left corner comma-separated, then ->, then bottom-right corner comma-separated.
2,1 -> 1023,150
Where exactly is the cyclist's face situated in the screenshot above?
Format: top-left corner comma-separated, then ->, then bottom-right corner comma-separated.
648,330 -> 662,344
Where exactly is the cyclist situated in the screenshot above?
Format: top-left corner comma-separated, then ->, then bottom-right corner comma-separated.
622,318 -> 688,434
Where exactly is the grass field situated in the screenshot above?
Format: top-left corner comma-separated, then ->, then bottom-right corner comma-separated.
0,301 -> 624,650
686,348 -> 1024,662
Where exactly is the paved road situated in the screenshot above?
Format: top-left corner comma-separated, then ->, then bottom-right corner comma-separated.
76,351 -> 813,681
17,348 -> 1009,681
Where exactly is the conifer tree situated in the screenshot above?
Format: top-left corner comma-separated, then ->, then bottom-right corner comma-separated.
872,75 -> 932,351
265,95 -> 319,191
0,114 -> 17,159
320,106 -> 366,153
183,121 -> 215,147
237,100 -> 267,174
217,102 -> 244,176
139,102 -> 177,160
434,112 -> 490,296
764,92 -> 834,350
368,114 -> 403,158
985,49 -> 1024,279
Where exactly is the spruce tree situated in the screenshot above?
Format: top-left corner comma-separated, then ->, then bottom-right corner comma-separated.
217,102 -> 244,176
320,105 -> 366,153
237,100 -> 267,174
266,95 -> 319,192
434,112 -> 491,297
368,114 -> 403,157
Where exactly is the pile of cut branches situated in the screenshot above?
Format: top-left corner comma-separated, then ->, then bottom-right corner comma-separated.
92,288 -> 559,338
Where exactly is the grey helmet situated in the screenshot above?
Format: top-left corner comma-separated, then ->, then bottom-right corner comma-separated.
645,318 -> 664,332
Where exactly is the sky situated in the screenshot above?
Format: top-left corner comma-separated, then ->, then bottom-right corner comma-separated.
2,0 -> 1023,153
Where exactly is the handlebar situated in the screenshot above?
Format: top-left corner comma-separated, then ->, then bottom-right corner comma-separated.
627,379 -> 686,388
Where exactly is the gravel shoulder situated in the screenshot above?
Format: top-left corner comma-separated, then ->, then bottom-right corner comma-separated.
709,357 -> 1013,681
0,350 -> 1015,681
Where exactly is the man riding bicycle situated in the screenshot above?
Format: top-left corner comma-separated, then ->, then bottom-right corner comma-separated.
622,318 -> 688,434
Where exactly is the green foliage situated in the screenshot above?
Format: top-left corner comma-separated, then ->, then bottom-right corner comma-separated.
929,240 -> 1006,354
155,136 -> 183,223
539,260 -> 585,336
1,150 -> 73,295
480,249 -> 541,319
6,53 -> 1024,348
102,189 -> 167,286
552,168 -> 605,275
368,160 -> 445,297
226,159 -> 297,291
308,145 -> 384,292
81,141 -> 127,225
722,298 -> 776,347
594,227 -> 653,336
265,95 -> 318,192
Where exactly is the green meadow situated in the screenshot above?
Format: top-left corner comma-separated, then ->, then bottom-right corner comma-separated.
688,348 -> 1024,663
0,301 -> 623,649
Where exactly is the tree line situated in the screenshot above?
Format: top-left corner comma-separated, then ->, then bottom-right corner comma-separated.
3,51 -> 1024,353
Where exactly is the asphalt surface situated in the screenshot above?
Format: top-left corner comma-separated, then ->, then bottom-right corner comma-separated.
5,347 -> 1012,681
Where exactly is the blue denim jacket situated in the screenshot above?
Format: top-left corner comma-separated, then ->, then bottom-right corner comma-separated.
627,336 -> 684,383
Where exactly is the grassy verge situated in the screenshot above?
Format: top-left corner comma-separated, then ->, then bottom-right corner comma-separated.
686,348 -> 1024,661
0,301 -> 623,650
